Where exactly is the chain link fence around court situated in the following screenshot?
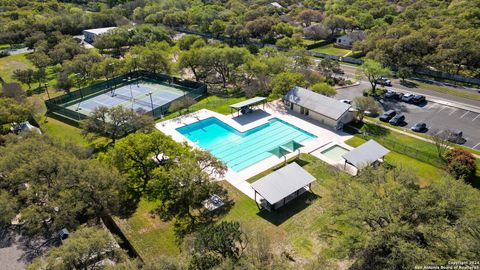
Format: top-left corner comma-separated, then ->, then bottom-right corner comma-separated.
45,70 -> 207,125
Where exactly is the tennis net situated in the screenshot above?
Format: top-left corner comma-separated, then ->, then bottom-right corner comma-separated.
114,93 -> 157,109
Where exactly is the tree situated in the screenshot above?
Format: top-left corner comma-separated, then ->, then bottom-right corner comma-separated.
12,69 -> 36,89
311,82 -> 336,97
27,52 -> 51,69
0,97 -> 30,125
445,149 -> 476,183
1,82 -> 26,103
353,96 -> 379,121
430,129 -> 452,158
0,137 -> 127,238
398,66 -> 413,83
317,58 -> 341,79
103,132 -> 184,198
56,72 -> 73,92
190,221 -> 246,269
131,42 -> 171,74
28,226 -> 127,270
0,190 -> 18,232
297,10 -> 323,27
81,106 -> 154,144
209,20 -> 227,38
149,149 -> 227,238
356,59 -> 390,95
270,72 -> 306,98
324,167 -> 480,269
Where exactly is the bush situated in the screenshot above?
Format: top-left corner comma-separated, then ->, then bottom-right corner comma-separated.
445,149 -> 476,182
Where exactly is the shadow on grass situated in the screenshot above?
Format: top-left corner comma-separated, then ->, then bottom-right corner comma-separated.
256,191 -> 319,226
400,80 -> 419,88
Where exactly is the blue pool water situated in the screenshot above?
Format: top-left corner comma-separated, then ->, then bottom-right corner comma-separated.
176,117 -> 316,172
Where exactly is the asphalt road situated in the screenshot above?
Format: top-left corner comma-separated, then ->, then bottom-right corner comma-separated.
335,84 -> 480,150
333,62 -> 480,108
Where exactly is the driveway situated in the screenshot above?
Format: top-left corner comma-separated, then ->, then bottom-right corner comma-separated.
335,85 -> 480,150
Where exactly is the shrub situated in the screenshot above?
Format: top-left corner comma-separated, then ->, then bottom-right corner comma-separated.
445,149 -> 476,182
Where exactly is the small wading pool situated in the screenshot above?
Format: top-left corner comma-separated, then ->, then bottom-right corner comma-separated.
321,145 -> 349,161
176,117 -> 316,172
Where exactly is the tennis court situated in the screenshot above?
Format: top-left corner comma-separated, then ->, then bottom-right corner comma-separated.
66,80 -> 185,115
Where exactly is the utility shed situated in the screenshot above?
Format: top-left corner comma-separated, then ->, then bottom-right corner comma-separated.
284,87 -> 353,129
251,162 -> 316,211
83,27 -> 117,44
342,139 -> 390,170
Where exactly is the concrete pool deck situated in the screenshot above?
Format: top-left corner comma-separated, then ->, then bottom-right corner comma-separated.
156,100 -> 356,200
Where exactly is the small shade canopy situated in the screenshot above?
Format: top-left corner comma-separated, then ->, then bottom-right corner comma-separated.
342,139 -> 390,169
282,140 -> 303,152
229,97 -> 267,110
268,146 -> 291,158
251,162 -> 316,205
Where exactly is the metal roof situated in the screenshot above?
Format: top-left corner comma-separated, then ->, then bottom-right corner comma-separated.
284,87 -> 351,120
83,27 -> 117,35
251,163 -> 316,204
230,97 -> 266,110
341,139 -> 390,169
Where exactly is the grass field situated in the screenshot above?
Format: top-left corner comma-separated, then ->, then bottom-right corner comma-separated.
114,141 -> 452,264
0,53 -> 34,83
408,80 -> 480,102
345,122 -> 480,186
309,44 -> 352,57
161,95 -> 247,121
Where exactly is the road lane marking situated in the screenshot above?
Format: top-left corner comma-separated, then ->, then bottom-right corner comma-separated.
460,111 -> 470,118
473,114 -> 480,122
473,142 -> 480,150
448,108 -> 457,115
437,106 -> 447,113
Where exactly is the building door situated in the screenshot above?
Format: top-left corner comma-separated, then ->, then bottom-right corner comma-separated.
305,109 -> 309,116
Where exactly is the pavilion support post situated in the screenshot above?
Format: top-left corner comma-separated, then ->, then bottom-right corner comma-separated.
254,191 -> 261,210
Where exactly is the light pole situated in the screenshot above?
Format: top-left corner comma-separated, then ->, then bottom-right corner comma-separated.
44,82 -> 50,99
128,76 -> 134,109
147,92 -> 154,117
75,73 -> 84,99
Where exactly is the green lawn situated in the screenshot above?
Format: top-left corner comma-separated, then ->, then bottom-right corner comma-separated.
160,95 -> 247,121
115,154 -> 346,262
408,80 -> 480,102
345,122 -> 480,186
309,44 -> 352,57
303,39 -> 323,46
0,53 -> 34,83
114,146 -> 453,263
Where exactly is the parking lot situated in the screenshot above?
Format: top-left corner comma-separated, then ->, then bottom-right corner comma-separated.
336,84 -> 480,150
380,100 -> 480,150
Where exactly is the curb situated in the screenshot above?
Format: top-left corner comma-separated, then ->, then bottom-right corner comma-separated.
391,88 -> 480,114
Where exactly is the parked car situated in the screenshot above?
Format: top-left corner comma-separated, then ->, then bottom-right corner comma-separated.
384,90 -> 396,99
448,130 -> 466,144
376,77 -> 392,86
413,95 -> 426,104
339,99 -> 352,105
389,114 -> 405,126
379,110 -> 396,122
411,122 -> 427,132
401,93 -> 415,103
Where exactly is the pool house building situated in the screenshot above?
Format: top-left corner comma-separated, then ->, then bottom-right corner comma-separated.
284,87 -> 354,130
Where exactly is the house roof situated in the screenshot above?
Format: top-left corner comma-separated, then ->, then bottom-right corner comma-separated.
284,87 -> 351,120
341,139 -> 390,169
83,27 -> 117,35
251,162 -> 315,205
230,97 -> 266,110
270,2 -> 284,8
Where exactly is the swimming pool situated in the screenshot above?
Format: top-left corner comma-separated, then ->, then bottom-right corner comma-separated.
176,117 -> 316,172
321,145 -> 349,161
